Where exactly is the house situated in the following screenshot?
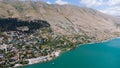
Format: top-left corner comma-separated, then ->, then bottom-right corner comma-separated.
0,54 -> 3,58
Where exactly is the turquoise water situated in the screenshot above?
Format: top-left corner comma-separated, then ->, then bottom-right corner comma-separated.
23,38 -> 120,68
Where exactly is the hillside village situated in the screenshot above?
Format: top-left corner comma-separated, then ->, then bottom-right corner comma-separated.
0,0 -> 119,68
0,18 -> 93,67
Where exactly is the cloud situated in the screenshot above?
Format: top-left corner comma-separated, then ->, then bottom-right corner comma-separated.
101,0 -> 120,16
80,0 -> 104,7
55,0 -> 69,5
107,0 -> 120,6
100,6 -> 120,16
46,1 -> 52,4
79,0 -> 120,16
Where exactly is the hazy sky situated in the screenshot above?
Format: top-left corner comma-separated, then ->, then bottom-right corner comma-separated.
41,0 -> 120,16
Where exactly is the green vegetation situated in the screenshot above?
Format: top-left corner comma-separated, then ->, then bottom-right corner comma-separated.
0,18 -> 93,68
20,60 -> 29,65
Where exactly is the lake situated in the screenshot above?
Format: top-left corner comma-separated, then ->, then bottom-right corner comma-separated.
23,38 -> 120,68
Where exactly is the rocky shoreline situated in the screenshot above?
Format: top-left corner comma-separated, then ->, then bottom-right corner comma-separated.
13,50 -> 61,68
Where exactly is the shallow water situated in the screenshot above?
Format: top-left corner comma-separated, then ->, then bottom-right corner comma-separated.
23,38 -> 120,68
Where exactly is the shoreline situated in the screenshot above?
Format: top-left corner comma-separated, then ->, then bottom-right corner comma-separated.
14,50 -> 61,68
15,37 -> 120,68
84,37 -> 120,45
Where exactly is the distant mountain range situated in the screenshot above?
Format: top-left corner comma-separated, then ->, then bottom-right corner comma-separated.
0,0 -> 120,41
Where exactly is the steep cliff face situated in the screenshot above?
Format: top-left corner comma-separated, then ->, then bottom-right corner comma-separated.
0,1 -> 120,41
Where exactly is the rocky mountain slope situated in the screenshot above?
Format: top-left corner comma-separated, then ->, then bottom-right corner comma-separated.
0,0 -> 120,41
0,0 -> 120,67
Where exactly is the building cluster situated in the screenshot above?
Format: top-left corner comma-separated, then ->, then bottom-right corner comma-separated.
0,30 -> 57,67
0,27 -> 91,67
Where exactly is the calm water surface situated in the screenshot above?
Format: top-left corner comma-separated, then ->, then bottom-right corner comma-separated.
23,38 -> 120,68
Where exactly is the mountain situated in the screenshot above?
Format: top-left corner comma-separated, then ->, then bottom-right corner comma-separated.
0,0 -> 120,67
0,0 -> 120,41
